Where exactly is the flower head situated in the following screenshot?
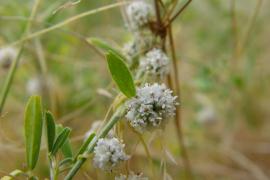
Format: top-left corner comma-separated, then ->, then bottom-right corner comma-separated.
122,35 -> 155,63
140,48 -> 170,78
126,1 -> 153,30
93,137 -> 130,171
0,47 -> 17,69
123,40 -> 139,62
115,172 -> 148,180
125,83 -> 178,133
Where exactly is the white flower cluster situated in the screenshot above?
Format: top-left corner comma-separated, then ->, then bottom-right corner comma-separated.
140,48 -> 170,77
115,172 -> 148,180
93,137 -> 130,171
126,1 -> 153,30
122,35 -> 154,62
0,47 -> 17,69
126,83 -> 178,132
123,40 -> 139,61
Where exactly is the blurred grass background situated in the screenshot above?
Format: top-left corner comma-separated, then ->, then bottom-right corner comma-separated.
0,0 -> 270,179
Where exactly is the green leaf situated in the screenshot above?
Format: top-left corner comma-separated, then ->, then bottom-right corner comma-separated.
74,133 -> 95,161
106,51 -> 136,98
56,125 -> 73,158
45,111 -> 55,152
59,157 -> 73,167
51,127 -> 71,155
24,96 -> 43,170
87,37 -> 126,60
61,138 -> 73,158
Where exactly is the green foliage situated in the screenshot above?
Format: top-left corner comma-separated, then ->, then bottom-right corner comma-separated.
51,126 -> 71,156
74,133 -> 95,161
45,111 -> 56,153
106,51 -> 136,98
45,113 -> 73,157
24,96 -> 43,170
55,125 -> 73,158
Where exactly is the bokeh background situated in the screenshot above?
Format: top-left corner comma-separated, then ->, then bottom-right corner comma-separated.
0,0 -> 270,179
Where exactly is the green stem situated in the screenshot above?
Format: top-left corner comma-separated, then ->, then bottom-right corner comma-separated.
0,47 -> 24,113
64,106 -> 125,180
49,156 -> 55,180
53,165 -> 59,180
0,0 -> 41,114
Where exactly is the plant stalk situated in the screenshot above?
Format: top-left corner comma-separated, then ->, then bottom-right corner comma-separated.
167,24 -> 193,179
64,106 -> 125,180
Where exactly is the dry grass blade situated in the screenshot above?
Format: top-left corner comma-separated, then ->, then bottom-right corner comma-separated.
3,2 -> 128,48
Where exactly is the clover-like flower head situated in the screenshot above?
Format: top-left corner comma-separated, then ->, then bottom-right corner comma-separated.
140,48 -> 170,78
123,40 -> 139,62
93,137 -> 129,171
126,1 -> 153,30
126,83 -> 178,133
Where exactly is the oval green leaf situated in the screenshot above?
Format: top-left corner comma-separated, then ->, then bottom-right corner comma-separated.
45,111 -> 55,152
24,96 -> 43,170
106,51 -> 136,98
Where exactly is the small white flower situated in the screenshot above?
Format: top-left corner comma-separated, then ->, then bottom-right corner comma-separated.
84,121 -> 114,140
115,172 -> 148,180
0,47 -> 17,69
93,137 -> 130,171
126,83 -> 178,133
140,48 -> 170,77
126,1 -> 153,30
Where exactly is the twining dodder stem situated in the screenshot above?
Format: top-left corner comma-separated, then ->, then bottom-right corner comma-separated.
64,107 -> 125,180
